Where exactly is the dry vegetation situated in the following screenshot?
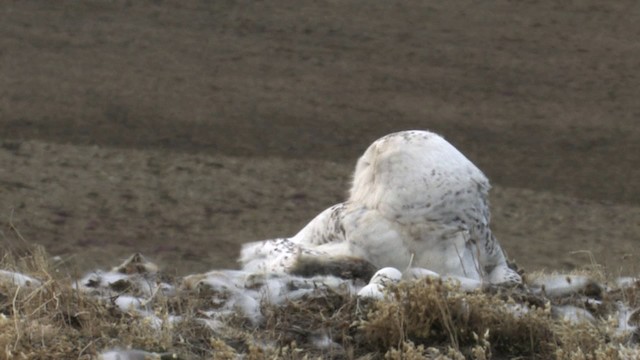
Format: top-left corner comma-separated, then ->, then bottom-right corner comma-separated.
2,0 -> 640,278
1,245 -> 639,360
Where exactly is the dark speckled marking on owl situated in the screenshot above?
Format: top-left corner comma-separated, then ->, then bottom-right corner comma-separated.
311,203 -> 346,245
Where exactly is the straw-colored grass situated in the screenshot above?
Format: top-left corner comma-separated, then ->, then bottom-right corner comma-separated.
1,245 -> 638,359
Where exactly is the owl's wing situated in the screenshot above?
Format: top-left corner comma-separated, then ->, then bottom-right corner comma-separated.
239,203 -> 349,274
290,203 -> 347,246
239,238 -> 315,273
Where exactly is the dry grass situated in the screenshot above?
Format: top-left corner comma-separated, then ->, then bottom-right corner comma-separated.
1,245 -> 639,359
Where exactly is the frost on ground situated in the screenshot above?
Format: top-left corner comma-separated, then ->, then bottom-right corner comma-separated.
1,246 -> 640,359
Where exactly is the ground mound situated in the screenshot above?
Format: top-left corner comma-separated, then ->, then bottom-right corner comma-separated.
1,246 -> 639,359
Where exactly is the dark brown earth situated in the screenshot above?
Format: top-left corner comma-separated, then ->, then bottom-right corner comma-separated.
1,1 -> 639,277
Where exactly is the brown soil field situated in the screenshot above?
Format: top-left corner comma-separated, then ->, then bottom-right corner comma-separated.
1,0 -> 639,277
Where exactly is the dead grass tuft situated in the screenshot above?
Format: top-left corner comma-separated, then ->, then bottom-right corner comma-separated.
358,278 -> 634,359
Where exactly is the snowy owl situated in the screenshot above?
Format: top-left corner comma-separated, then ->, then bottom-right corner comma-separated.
240,130 -> 521,285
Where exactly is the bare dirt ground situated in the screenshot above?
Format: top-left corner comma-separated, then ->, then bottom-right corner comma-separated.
1,1 -> 639,277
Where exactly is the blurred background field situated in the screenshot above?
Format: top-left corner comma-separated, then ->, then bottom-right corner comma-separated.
1,0 -> 639,276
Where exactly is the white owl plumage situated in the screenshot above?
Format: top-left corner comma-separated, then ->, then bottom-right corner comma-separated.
240,130 -> 521,285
